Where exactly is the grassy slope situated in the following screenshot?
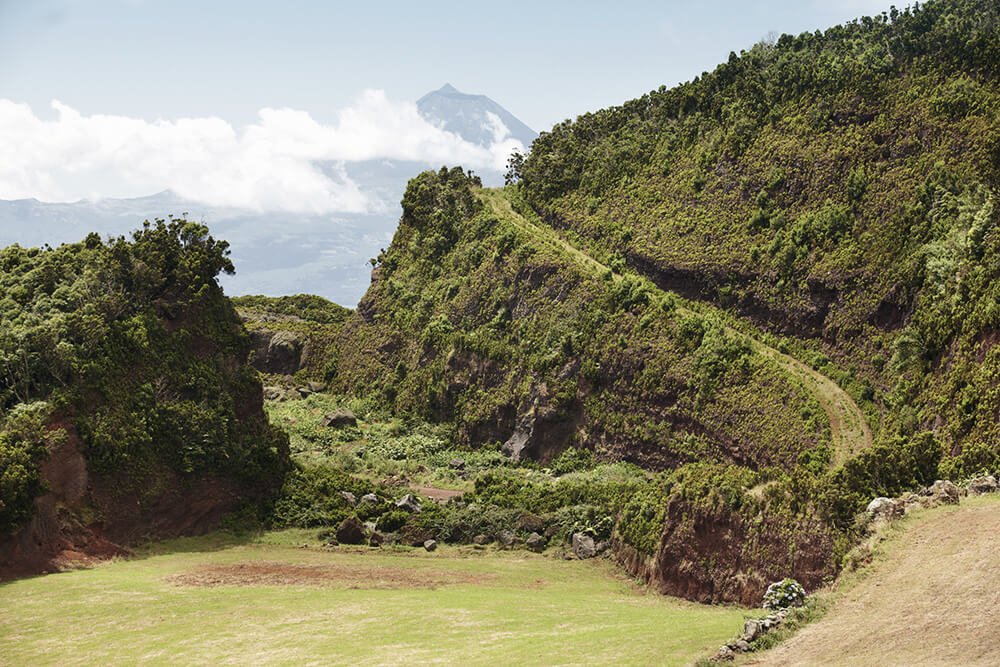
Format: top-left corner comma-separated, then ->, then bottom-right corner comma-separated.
485,187 -> 872,466
757,494 -> 1000,665
335,168 -> 829,473
0,534 -> 748,666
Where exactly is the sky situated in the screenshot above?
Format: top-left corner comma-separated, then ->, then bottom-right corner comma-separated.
0,0 -> 898,211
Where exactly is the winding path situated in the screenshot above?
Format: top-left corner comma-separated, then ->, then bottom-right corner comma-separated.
483,188 -> 873,464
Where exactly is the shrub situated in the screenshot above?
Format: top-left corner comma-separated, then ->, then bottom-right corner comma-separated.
375,510 -> 410,533
762,578 -> 806,610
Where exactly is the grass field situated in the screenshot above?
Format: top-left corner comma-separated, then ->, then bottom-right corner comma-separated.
0,531 -> 749,666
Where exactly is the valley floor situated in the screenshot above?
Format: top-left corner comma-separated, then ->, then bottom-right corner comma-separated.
0,531 -> 747,665
757,495 -> 1000,666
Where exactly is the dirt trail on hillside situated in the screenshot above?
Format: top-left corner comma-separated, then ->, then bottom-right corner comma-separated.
757,498 -> 1000,666
484,188 -> 872,463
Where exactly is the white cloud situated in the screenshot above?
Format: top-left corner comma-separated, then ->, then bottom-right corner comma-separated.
0,90 -> 524,213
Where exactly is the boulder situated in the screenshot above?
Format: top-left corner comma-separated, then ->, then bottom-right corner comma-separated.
369,532 -> 385,547
395,494 -> 422,513
340,491 -> 357,506
307,381 -> 326,393
248,329 -> 307,375
572,533 -> 596,560
526,532 -> 546,552
734,640 -> 751,652
473,534 -> 490,545
360,493 -> 379,504
335,516 -> 367,545
742,618 -> 765,642
423,539 -> 437,552
866,497 -> 901,521
262,385 -> 282,401
968,476 -> 998,496
448,459 -> 466,470
321,408 -> 357,429
497,529 -> 515,546
516,512 -> 546,534
930,479 -> 961,504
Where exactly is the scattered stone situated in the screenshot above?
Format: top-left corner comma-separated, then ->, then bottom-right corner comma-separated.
866,497 -> 901,521
321,408 -> 358,429
340,491 -> 357,506
473,534 -> 490,545
423,539 -> 437,552
572,532 -> 597,560
307,380 -> 326,393
335,516 -> 366,545
968,475 -> 998,496
297,386 -> 313,397
714,645 -> 735,661
930,479 -> 961,504
734,640 -> 751,652
497,529 -> 515,546
395,494 -> 422,513
526,532 -> 546,552
448,459 -> 466,470
262,385 -> 282,401
360,493 -> 379,504
324,538 -> 338,547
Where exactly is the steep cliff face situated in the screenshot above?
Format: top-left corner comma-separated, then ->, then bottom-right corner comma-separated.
0,222 -> 290,578
613,498 -> 836,605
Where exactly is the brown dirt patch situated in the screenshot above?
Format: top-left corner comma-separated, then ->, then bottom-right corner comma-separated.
166,561 -> 493,589
411,485 -> 464,502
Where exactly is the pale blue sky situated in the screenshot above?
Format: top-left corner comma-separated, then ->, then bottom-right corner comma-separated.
2,0 -> 896,131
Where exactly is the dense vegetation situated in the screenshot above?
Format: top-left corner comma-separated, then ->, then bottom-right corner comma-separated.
332,167 -> 827,472
0,221 -> 289,534
511,0 -> 1000,477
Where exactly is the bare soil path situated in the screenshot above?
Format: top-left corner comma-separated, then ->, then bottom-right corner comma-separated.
757,496 -> 1000,666
484,188 -> 872,464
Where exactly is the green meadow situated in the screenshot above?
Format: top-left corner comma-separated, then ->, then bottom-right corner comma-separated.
0,532 -> 748,666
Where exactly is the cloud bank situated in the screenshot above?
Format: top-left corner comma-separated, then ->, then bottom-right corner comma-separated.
0,90 -> 524,213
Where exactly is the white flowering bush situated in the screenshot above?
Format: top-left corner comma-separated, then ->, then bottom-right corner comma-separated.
762,578 -> 806,610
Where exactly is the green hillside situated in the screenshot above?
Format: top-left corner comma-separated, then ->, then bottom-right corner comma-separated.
513,0 -> 1000,478
315,0 -> 1000,601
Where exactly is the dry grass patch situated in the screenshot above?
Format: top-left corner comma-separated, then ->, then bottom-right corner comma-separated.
758,495 -> 1000,666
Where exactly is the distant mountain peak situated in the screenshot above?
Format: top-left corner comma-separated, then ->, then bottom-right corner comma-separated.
417,84 -> 536,151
